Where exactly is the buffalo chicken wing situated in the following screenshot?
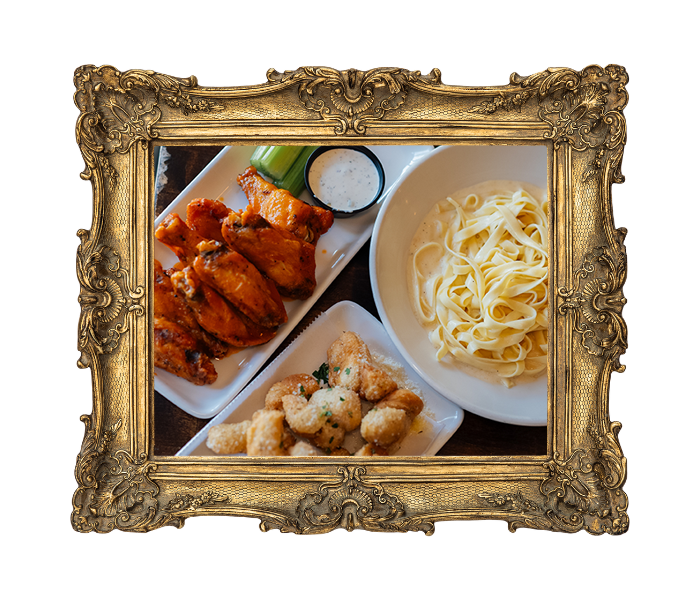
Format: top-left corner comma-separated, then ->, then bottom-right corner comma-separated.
154,317 -> 217,386
155,213 -> 207,265
222,210 -> 316,300
185,197 -> 229,243
154,259 -> 228,359
237,166 -> 333,244
194,240 -> 287,329
170,266 -> 276,347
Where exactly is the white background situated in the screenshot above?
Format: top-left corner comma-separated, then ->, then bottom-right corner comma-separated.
3,2 -> 695,597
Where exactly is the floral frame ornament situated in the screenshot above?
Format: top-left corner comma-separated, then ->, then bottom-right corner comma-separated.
72,64 -> 629,535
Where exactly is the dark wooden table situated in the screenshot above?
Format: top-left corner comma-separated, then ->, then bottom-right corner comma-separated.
153,146 -> 547,457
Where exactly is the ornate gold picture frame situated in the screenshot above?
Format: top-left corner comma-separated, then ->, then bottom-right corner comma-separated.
72,64 -> 629,535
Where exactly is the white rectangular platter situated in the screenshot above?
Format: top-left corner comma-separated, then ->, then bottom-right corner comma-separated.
177,301 -> 463,457
154,145 -> 434,418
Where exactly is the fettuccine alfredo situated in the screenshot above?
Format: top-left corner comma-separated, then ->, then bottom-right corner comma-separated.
408,181 -> 548,387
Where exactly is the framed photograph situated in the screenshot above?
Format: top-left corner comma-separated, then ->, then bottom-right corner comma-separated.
72,64 -> 629,534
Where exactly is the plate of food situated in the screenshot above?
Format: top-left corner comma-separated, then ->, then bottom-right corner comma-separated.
177,301 -> 464,457
370,144 -> 549,426
154,144 -> 434,418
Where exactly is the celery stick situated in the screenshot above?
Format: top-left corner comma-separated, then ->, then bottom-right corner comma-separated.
249,146 -> 271,171
273,146 -> 319,197
254,146 -> 304,180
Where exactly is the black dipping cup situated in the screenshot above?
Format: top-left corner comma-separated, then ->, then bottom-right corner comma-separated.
304,146 -> 385,218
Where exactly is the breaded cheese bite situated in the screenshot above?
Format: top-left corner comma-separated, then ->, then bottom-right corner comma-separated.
282,386 -> 362,436
206,420 -> 252,454
361,407 -> 409,448
246,410 -> 286,456
308,421 -> 346,454
360,388 -> 424,450
327,332 -> 397,401
265,373 -> 319,411
354,443 -> 388,457
288,440 -> 323,457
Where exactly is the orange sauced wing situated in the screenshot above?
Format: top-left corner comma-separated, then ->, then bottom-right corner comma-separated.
154,317 -> 218,386
155,213 -> 207,265
185,198 -> 231,243
237,166 -> 333,244
154,260 -> 228,358
193,239 -> 287,329
222,211 -> 317,300
170,267 -> 276,347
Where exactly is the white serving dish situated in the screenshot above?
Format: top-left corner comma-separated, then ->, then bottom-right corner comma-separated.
155,145 -> 434,418
177,301 -> 463,457
370,145 -> 549,426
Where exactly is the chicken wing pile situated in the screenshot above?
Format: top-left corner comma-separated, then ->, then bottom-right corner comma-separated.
206,332 -> 424,456
154,169 -> 334,385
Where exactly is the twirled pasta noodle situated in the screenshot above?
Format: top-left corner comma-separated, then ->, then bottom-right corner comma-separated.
409,183 -> 548,386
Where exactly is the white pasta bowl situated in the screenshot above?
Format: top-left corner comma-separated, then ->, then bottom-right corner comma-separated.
370,144 -> 549,426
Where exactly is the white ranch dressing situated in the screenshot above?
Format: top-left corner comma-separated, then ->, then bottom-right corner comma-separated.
308,149 -> 379,211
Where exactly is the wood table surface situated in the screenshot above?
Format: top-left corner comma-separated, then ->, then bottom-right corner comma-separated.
153,146 -> 547,457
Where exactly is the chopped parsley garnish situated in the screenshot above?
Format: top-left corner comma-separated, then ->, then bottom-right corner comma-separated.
299,385 -> 305,395
339,397 -> 345,402
313,363 -> 329,385
332,423 -> 339,428
329,436 -> 334,444
322,410 -> 332,417
333,366 -> 341,373
345,367 -> 351,375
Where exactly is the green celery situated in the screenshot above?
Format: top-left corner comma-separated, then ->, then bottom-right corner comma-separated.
249,146 -> 272,171
273,146 -> 319,197
252,145 -> 304,180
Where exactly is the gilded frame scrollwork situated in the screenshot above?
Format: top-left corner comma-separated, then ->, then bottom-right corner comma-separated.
71,64 -> 629,535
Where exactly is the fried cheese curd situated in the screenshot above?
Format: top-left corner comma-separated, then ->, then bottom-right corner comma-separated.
206,420 -> 252,454
327,332 -> 398,401
288,440 -> 322,457
354,443 -> 388,457
282,387 -> 362,453
265,374 -> 320,411
360,389 -> 424,451
246,410 -> 288,456
204,332 -> 424,456
283,387 -> 362,434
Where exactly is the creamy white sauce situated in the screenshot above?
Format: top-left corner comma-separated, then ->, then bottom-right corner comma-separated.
407,180 -> 547,387
308,149 -> 379,211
